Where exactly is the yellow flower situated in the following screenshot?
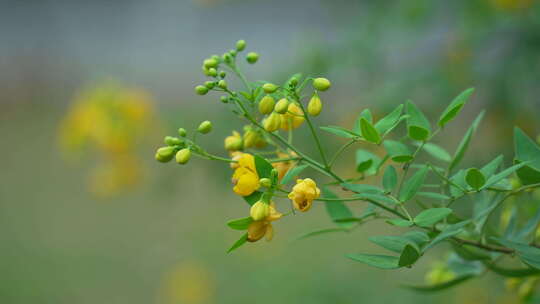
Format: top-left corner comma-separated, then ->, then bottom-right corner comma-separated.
247,203 -> 282,242
280,103 -> 305,130
288,178 -> 320,212
272,152 -> 297,180
231,153 -> 260,196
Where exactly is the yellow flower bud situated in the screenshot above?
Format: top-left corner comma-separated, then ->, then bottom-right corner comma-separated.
203,58 -> 218,69
280,103 -> 305,130
243,129 -> 260,149
236,39 -> 246,51
246,52 -> 259,64
288,178 -> 321,212
262,83 -> 278,94
263,112 -> 281,132
307,94 -> 322,116
224,131 -> 243,151
250,201 -> 270,221
197,120 -> 213,134
155,146 -> 175,163
274,98 -> 290,114
164,136 -> 183,146
195,85 -> 209,95
175,148 -> 191,165
259,178 -> 272,188
258,95 -> 275,114
313,77 -> 331,91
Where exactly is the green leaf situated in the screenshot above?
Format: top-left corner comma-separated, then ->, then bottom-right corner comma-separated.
399,244 -> 420,267
360,118 -> 381,144
465,168 -> 485,190
227,217 -> 253,230
406,100 -> 431,141
481,162 -> 528,190
342,183 -> 384,194
369,236 -> 414,253
320,126 -> 359,139
417,192 -> 451,200
346,254 -> 400,269
383,165 -> 398,192
353,193 -> 397,206
386,219 -> 414,227
514,127 -> 540,185
516,207 -> 540,242
227,233 -> 248,253
353,109 -> 373,134
414,208 -> 452,228
405,275 -> 474,292
374,104 -> 404,134
438,88 -> 475,128
383,140 -> 413,162
399,165 -> 429,202
492,238 -> 540,270
280,164 -> 308,185
254,154 -> 273,179
243,191 -> 263,206
448,111 -> 485,173
322,187 -> 354,228
295,227 -> 349,240
480,155 -> 503,177
355,150 -> 381,174
483,262 -> 540,278
422,143 -> 452,162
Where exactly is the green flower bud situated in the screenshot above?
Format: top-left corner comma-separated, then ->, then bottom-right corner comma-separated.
259,178 -> 272,188
210,54 -> 220,61
263,112 -> 281,132
208,68 -> 218,77
229,49 -> 237,57
164,136 -> 183,146
250,201 -> 270,221
262,83 -> 278,94
274,98 -> 290,114
197,120 -> 213,134
258,95 -> 275,114
313,77 -> 331,91
290,77 -> 298,87
219,71 -> 226,78
218,80 -> 227,89
246,52 -> 259,64
178,128 -> 187,137
175,148 -> 191,165
195,85 -> 209,95
203,58 -> 218,69
155,146 -> 175,163
222,53 -> 232,64
307,94 -> 322,116
220,96 -> 229,103
236,40 -> 246,51
204,81 -> 215,89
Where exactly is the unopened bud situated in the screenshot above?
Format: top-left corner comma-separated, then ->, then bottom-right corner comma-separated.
264,112 -> 281,132
222,53 -> 232,64
246,52 -> 259,64
220,96 -> 229,103
155,146 -> 175,163
307,94 -> 322,116
262,83 -> 278,94
224,131 -> 243,151
204,81 -> 215,89
275,98 -> 290,114
290,77 -> 298,86
195,85 -> 209,95
258,95 -> 275,114
250,201 -> 270,221
175,148 -> 191,165
164,136 -> 183,146
313,77 -> 331,91
229,49 -> 237,57
218,80 -> 227,89
259,178 -> 272,188
236,40 -> 246,51
203,58 -> 218,69
208,68 -> 218,77
177,128 -> 187,137
197,120 -> 213,134
243,130 -> 259,148
219,71 -> 226,78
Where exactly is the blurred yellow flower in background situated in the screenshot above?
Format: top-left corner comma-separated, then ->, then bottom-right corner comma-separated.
58,80 -> 158,197
157,260 -> 215,304
272,151 -> 297,181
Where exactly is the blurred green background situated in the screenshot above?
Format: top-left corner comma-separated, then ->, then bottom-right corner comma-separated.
1,0 -> 539,303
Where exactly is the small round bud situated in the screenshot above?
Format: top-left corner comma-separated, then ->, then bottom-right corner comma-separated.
218,80 -> 227,89
258,95 -> 275,114
222,53 -> 232,64
243,129 -> 260,149
155,146 -> 175,163
211,55 -> 220,61
208,68 -> 218,77
195,85 -> 209,95
250,201 -> 270,221
202,66 -> 211,76
197,120 -> 213,134
290,77 -> 298,87
203,58 -> 218,69
259,178 -> 272,188
204,81 -> 215,89
263,112 -> 281,132
224,131 -> 243,151
313,77 -> 331,91
246,52 -> 259,64
229,49 -> 237,57
178,128 -> 187,137
236,40 -> 246,51
275,98 -> 290,114
175,148 -> 191,165
219,71 -> 226,78
220,96 -> 229,103
307,94 -> 322,116
164,136 -> 183,146
262,83 -> 278,94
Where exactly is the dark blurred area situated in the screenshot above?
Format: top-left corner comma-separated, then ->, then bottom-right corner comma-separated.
1,0 -> 539,303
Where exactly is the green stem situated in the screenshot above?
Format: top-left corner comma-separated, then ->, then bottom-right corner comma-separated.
296,100 -> 329,168
329,139 -> 356,168
316,197 -> 408,220
395,142 -> 425,197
